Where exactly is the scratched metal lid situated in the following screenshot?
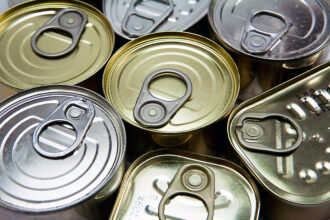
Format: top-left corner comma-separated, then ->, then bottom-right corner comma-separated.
103,0 -> 211,40
0,0 -> 114,90
208,0 -> 330,61
0,85 -> 126,212
103,32 -> 239,133
228,62 -> 330,205
110,149 -> 260,220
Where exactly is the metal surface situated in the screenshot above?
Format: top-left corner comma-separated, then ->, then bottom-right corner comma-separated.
31,8 -> 88,58
0,85 -> 126,217
110,149 -> 259,220
103,32 -> 239,136
0,0 -> 114,90
133,69 -> 192,128
228,62 -> 329,219
103,0 -> 211,40
209,0 -> 329,61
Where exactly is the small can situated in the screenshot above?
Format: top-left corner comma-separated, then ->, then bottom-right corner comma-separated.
103,0 -> 211,40
0,85 -> 126,219
228,62 -> 330,220
208,0 -> 329,91
103,32 -> 239,157
110,149 -> 260,220
0,0 -> 115,95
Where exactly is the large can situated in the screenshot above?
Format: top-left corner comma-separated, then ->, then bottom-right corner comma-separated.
103,32 -> 239,158
228,62 -> 330,220
0,85 -> 126,219
110,149 -> 260,220
0,0 -> 115,97
102,0 -> 211,40
208,0 -> 329,91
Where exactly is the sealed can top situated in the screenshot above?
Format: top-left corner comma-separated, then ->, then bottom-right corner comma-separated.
103,0 -> 211,40
0,0 -> 114,89
209,0 -> 330,60
228,62 -> 330,205
110,149 -> 259,220
103,32 -> 239,134
0,85 -> 126,212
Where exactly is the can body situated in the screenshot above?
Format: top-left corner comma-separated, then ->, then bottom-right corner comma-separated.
228,62 -> 330,220
208,0 -> 329,92
0,0 -> 115,96
103,32 -> 239,159
110,149 -> 260,220
0,85 -> 126,220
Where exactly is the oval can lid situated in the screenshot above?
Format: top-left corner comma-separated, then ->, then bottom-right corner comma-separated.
0,85 -> 126,212
110,149 -> 260,220
209,0 -> 330,61
103,32 -> 239,134
103,0 -> 211,40
0,0 -> 114,90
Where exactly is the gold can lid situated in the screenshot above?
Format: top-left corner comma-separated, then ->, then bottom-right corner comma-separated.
103,32 -> 239,134
0,0 -> 114,89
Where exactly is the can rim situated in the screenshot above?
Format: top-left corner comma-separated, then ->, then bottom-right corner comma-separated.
0,84 -> 126,213
102,31 -> 240,134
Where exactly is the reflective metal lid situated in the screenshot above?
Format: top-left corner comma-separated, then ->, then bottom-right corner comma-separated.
103,0 -> 211,40
0,0 -> 114,89
110,149 -> 260,220
209,0 -> 330,60
103,32 -> 239,134
0,85 -> 126,212
228,62 -> 330,205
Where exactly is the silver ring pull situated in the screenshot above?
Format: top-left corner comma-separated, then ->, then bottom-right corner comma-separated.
32,97 -> 95,158
241,10 -> 292,54
121,0 -> 174,38
158,164 -> 215,220
133,68 -> 192,128
31,8 -> 88,58
235,112 -> 303,154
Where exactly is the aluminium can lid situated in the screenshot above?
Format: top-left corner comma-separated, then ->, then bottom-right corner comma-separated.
103,32 -> 239,134
0,85 -> 126,212
209,0 -> 330,61
0,0 -> 114,90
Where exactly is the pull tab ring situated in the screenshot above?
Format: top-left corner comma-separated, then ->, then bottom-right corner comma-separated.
235,112 -> 303,154
31,8 -> 88,58
133,68 -> 192,128
32,97 -> 95,158
158,164 -> 215,220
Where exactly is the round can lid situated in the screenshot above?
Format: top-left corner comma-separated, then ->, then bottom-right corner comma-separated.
0,0 -> 114,89
103,32 -> 239,134
103,0 -> 211,40
209,0 -> 330,61
0,85 -> 126,212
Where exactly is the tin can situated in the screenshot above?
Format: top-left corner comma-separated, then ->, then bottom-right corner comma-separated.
110,149 -> 260,220
228,62 -> 330,220
103,32 -> 239,158
208,0 -> 330,91
0,85 -> 126,220
0,0 -> 114,96
102,0 -> 211,40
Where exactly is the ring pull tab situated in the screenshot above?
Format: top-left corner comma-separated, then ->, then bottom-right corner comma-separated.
241,10 -> 292,54
235,112 -> 303,154
158,164 -> 215,220
32,97 -> 95,158
121,0 -> 174,38
133,68 -> 192,128
31,8 -> 88,58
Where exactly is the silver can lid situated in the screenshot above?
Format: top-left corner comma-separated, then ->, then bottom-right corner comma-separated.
103,0 -> 211,40
209,0 -> 330,60
0,85 -> 126,212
